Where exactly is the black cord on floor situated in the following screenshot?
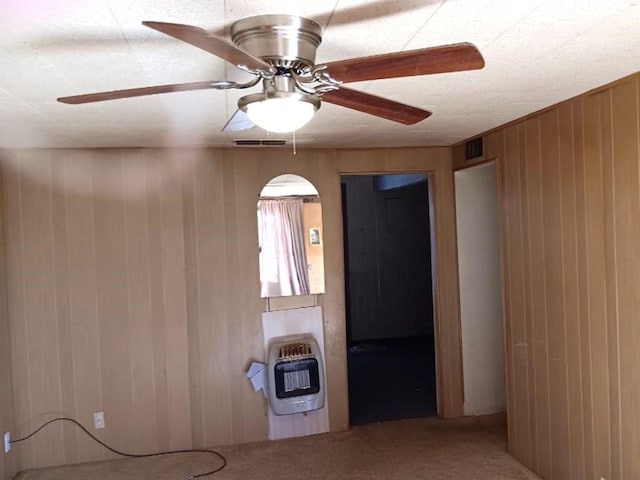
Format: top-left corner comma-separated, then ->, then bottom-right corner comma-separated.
10,417 -> 227,480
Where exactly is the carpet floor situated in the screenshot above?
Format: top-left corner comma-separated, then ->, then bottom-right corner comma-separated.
15,416 -> 540,480
348,336 -> 437,425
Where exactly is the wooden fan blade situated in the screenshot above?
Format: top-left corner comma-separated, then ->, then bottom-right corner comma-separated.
57,81 -> 221,104
324,43 -> 484,83
142,21 -> 274,74
322,87 -> 431,125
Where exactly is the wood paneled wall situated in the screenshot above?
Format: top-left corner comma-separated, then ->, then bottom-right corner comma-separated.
2,150 -> 192,470
487,73 -> 640,479
182,146 -> 463,450
1,145 -> 463,471
0,163 -> 17,480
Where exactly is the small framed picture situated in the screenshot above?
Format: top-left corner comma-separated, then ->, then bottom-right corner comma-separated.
309,227 -> 321,246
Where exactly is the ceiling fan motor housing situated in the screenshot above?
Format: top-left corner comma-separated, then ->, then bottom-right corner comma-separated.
231,14 -> 322,72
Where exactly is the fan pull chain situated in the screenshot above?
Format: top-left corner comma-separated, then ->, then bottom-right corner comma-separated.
292,129 -> 297,155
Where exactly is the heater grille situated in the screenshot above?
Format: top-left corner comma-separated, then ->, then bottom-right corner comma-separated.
274,357 -> 320,399
268,337 -> 325,415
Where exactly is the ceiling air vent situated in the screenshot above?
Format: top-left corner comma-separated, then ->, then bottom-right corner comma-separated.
464,137 -> 483,161
234,139 -> 287,146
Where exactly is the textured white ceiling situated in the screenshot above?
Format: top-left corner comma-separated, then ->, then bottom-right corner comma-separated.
1,0 -> 639,149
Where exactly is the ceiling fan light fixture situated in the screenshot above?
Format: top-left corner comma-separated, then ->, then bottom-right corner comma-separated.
239,92 -> 320,133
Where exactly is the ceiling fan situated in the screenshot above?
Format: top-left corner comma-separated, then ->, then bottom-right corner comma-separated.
57,15 -> 485,133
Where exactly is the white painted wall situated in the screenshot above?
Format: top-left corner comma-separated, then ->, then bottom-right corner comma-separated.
454,162 -> 506,416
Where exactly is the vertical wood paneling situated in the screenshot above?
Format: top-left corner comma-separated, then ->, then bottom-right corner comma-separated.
182,151 -> 205,449
0,155 -> 17,480
524,116 -> 553,479
572,98 -> 595,480
220,159 -> 241,443
516,127 -> 537,465
4,145 -> 463,471
540,109 -> 570,480
146,156 -> 172,452
500,125 -> 531,465
517,122 -> 538,468
91,151 -> 133,456
188,152 -> 236,447
495,130 -> 516,454
20,151 -> 64,468
227,152 -> 264,442
610,78 -> 640,479
583,92 -> 612,479
558,102 -> 586,480
3,154 -> 30,469
50,150 -> 78,465
498,73 -> 640,479
601,88 -> 622,480
64,150 -> 103,462
3,149 -> 192,469
156,150 -> 192,450
92,150 -> 134,456
221,158 -> 247,444
432,151 -> 465,418
122,150 -> 157,454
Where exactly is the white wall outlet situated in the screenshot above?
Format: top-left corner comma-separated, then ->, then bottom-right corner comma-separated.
93,411 -> 105,429
4,432 -> 10,453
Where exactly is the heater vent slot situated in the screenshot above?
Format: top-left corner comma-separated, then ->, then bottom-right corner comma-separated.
278,342 -> 313,360
465,137 -> 483,161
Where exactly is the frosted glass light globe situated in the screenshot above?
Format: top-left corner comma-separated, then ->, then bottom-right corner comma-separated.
240,93 -> 319,133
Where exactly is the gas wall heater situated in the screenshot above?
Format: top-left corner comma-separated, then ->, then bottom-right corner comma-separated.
268,337 -> 325,415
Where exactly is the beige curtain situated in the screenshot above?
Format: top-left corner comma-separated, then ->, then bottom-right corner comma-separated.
258,198 -> 310,297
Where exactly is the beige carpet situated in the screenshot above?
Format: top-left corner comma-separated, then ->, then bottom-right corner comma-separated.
15,416 -> 540,480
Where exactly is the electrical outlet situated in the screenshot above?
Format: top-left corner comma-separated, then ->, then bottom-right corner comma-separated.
4,432 -> 10,453
93,411 -> 105,429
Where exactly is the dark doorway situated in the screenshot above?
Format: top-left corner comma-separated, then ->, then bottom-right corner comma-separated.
342,174 -> 437,425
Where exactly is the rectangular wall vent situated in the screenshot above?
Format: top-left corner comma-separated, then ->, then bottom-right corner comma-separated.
464,137 -> 483,161
234,140 -> 287,146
